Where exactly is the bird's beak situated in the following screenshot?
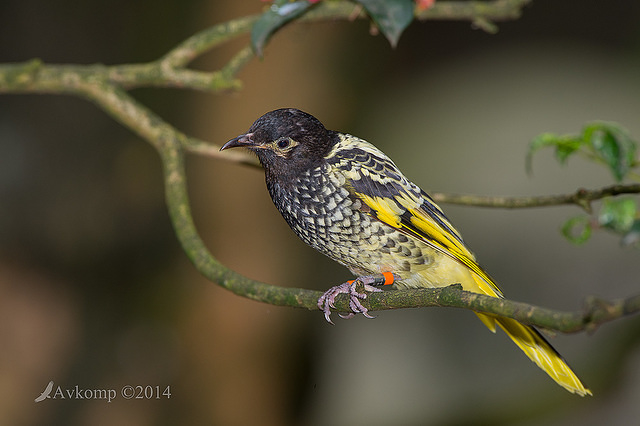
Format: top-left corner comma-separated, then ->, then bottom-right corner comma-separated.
220,133 -> 256,151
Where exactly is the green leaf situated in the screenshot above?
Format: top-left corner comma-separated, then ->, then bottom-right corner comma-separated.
554,138 -> 583,164
528,133 -> 559,154
583,122 -> 637,182
357,0 -> 414,47
598,198 -> 637,233
527,121 -> 638,180
251,0 -> 315,57
561,215 -> 592,244
526,133 -> 582,174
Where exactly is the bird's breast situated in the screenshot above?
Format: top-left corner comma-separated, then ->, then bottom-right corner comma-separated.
267,165 -> 435,279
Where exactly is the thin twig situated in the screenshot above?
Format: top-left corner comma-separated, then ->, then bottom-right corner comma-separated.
430,184 -> 640,212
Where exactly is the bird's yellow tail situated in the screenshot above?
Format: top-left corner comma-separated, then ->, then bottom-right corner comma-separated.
476,312 -> 592,396
463,269 -> 591,396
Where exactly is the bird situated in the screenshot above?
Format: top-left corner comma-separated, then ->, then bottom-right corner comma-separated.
221,108 -> 591,396
35,380 -> 54,402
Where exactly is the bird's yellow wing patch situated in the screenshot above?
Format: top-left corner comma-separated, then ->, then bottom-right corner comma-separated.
358,194 -> 402,228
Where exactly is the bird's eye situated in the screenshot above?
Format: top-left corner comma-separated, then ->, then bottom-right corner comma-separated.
277,138 -> 291,149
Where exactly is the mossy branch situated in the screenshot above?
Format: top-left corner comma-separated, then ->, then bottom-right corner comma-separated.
2,0 -> 639,333
0,0 -> 531,164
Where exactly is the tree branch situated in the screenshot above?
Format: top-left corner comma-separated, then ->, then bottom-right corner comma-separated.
0,0 -> 532,165
0,1 -> 531,90
431,183 -> 640,212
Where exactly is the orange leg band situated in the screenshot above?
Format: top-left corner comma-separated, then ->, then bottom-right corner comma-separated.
382,271 -> 395,285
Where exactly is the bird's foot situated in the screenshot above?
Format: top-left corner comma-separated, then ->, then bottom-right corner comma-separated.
317,274 -> 395,324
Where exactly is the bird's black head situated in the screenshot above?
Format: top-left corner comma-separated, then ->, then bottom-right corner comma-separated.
221,108 -> 337,181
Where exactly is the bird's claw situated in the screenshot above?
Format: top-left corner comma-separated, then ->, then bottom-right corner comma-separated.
317,277 -> 383,324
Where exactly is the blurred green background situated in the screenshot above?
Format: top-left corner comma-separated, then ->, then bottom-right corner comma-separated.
1,1 -> 640,425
